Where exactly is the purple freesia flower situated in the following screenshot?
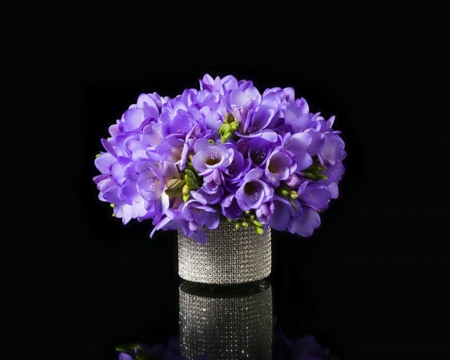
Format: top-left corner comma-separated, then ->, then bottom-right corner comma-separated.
298,181 -> 332,211
93,74 -> 345,242
235,168 -> 274,210
264,148 -> 297,186
191,139 -> 234,175
221,193 -> 243,220
179,199 -> 220,243
244,137 -> 275,168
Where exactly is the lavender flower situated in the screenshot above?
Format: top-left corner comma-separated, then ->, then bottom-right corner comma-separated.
93,74 -> 345,242
235,168 -> 274,211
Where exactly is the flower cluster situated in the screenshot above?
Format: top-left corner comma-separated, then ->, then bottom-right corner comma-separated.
93,74 -> 345,243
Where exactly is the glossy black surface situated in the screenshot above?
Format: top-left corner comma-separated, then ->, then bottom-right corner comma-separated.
7,4 -> 449,360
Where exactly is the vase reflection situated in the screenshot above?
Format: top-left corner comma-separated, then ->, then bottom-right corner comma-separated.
179,280 -> 273,360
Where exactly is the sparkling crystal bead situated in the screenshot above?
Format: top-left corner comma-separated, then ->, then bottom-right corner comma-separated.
178,222 -> 271,284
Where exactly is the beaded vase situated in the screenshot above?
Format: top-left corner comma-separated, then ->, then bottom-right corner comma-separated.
177,222 -> 271,284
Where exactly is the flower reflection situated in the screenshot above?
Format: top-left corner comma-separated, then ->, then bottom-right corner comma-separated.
116,281 -> 337,360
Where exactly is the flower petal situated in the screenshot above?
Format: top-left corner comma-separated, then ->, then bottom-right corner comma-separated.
123,108 -> 145,130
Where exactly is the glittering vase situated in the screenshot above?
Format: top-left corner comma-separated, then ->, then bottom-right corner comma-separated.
177,222 -> 271,284
179,280 -> 273,360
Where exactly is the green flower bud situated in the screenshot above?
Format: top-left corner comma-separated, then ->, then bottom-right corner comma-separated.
185,175 -> 199,190
256,227 -> 264,235
230,121 -> 239,131
251,219 -> 263,227
315,173 -> 328,180
281,189 -> 290,197
166,178 -> 185,190
224,112 -> 235,124
182,184 -> 190,201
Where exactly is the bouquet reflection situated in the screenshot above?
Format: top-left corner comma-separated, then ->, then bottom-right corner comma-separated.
116,281 -> 336,359
179,280 -> 273,359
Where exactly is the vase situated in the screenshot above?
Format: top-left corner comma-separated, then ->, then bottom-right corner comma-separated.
177,222 -> 271,284
179,280 -> 273,359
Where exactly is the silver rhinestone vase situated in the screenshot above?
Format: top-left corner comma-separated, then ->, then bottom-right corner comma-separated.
179,281 -> 273,360
177,222 -> 271,284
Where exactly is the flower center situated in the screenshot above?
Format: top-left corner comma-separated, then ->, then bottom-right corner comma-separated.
268,160 -> 278,173
206,152 -> 221,166
250,149 -> 267,165
244,182 -> 260,202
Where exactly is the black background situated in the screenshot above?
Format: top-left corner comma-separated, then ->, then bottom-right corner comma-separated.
4,3 -> 449,359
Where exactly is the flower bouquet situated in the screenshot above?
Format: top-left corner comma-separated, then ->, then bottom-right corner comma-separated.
93,74 -> 345,244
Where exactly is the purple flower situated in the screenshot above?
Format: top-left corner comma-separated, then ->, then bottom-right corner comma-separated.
191,139 -> 233,175
156,135 -> 186,166
223,144 -> 251,183
93,74 -> 345,240
118,353 -> 133,360
255,202 -> 274,224
320,132 -> 346,165
236,99 -> 279,142
282,132 -> 313,171
136,161 -> 165,200
235,168 -> 274,210
221,193 -> 243,220
269,195 -> 299,231
244,137 -> 275,168
288,206 -> 321,237
264,148 -> 297,186
179,200 -> 220,243
298,181 -> 332,211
